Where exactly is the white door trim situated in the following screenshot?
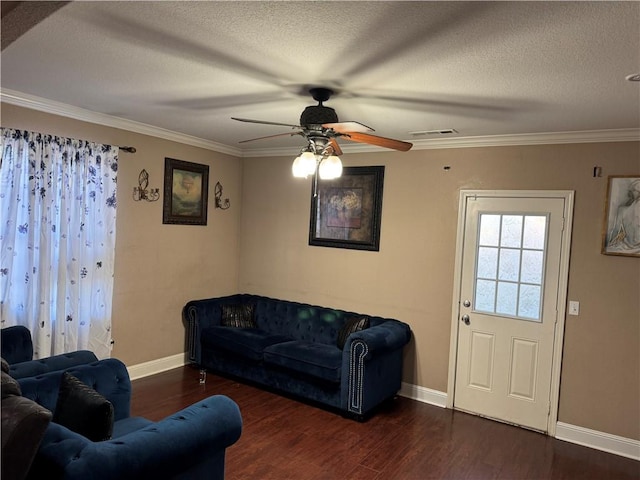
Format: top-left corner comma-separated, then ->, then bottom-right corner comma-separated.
446,190 -> 574,436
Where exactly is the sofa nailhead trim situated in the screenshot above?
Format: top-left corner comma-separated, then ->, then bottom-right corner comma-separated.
348,340 -> 368,414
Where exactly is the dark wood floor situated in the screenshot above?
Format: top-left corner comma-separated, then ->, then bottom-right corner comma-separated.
131,366 -> 639,480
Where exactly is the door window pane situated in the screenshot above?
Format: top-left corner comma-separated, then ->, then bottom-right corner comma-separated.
523,216 -> 547,249
501,215 -> 523,248
518,284 -> 541,319
475,279 -> 496,312
521,250 -> 543,284
496,282 -> 518,315
474,213 -> 548,322
498,248 -> 521,282
479,215 -> 501,246
477,247 -> 498,279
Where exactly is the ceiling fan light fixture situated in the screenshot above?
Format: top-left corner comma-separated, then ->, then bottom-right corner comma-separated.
319,155 -> 342,180
292,151 -> 317,178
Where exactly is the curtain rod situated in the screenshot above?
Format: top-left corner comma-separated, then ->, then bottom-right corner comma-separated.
119,146 -> 137,153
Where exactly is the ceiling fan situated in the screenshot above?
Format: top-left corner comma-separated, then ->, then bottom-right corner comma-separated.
232,87 -> 413,159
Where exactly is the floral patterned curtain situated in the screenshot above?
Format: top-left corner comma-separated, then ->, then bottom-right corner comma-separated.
0,128 -> 117,359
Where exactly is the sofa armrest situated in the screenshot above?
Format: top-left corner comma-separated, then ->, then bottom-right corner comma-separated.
345,320 -> 411,358
340,320 -> 411,416
183,299 -> 225,330
29,395 -> 243,480
183,296 -> 244,363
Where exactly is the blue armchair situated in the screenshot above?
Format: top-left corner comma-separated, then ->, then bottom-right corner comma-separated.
1,326 -> 98,379
17,359 -> 243,480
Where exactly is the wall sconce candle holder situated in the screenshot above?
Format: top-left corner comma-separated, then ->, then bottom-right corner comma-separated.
133,169 -> 159,202
214,182 -> 230,210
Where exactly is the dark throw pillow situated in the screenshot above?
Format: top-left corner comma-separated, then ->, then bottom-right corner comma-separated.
53,372 -> 114,442
221,303 -> 257,328
337,316 -> 370,349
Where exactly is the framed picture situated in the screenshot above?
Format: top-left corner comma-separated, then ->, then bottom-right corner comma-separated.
601,175 -> 640,257
309,166 -> 385,251
162,157 -> 209,225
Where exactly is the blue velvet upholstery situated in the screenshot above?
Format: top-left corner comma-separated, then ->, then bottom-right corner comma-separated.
1,325 -> 99,379
1,326 -> 33,364
263,341 -> 342,383
184,294 -> 412,417
17,359 -> 242,480
202,326 -> 292,361
9,351 -> 100,379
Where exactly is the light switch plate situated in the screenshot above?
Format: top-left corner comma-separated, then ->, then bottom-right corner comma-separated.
568,301 -> 580,316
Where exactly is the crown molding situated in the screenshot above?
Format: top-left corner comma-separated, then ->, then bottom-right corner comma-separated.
246,128 -> 640,157
2,89 -> 638,158
0,89 -> 242,157
409,129 -> 640,150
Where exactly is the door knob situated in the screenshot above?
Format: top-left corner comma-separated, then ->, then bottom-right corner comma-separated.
461,314 -> 470,325
463,300 -> 471,307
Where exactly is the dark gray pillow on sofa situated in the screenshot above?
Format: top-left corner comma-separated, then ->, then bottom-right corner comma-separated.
53,372 -> 114,442
337,316 -> 370,349
221,304 -> 257,328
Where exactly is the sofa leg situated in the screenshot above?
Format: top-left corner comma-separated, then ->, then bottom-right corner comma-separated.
199,369 -> 207,384
342,410 -> 367,422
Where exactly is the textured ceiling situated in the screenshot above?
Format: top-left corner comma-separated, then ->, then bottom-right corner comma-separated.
1,1 -> 639,155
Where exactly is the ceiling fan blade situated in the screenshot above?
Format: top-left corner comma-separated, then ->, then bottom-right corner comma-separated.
323,121 -> 374,133
232,117 -> 300,128
329,138 -> 343,156
239,131 -> 303,144
341,132 -> 413,152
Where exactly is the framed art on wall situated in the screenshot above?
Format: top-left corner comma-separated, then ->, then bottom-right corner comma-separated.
162,157 -> 209,225
309,165 -> 385,251
601,175 -> 640,257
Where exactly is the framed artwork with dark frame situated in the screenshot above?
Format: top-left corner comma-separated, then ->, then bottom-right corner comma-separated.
601,175 -> 640,257
162,157 -> 209,225
309,165 -> 385,251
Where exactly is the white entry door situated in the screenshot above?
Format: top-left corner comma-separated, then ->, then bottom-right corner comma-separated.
452,191 -> 572,433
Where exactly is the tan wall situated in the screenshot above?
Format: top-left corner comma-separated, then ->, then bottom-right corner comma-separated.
1,103 -> 243,365
3,103 -> 639,440
238,142 -> 640,440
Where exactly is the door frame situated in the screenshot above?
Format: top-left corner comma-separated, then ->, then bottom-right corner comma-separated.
446,190 -> 574,436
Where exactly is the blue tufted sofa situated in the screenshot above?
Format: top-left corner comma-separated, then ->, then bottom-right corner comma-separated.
1,326 -> 99,379
184,294 -> 412,419
17,358 -> 243,480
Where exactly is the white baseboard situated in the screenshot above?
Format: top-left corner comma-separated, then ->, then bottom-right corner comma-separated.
127,353 -> 187,381
555,422 -> 640,461
399,382 -> 448,408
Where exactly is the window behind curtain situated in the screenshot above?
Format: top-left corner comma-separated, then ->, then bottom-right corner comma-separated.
0,128 -> 118,359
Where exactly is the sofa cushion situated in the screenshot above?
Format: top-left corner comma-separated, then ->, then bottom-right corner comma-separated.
337,316 -> 370,349
53,372 -> 114,442
263,341 -> 342,384
221,303 -> 257,328
201,326 -> 292,361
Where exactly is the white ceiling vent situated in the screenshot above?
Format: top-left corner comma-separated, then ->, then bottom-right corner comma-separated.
409,129 -> 459,137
